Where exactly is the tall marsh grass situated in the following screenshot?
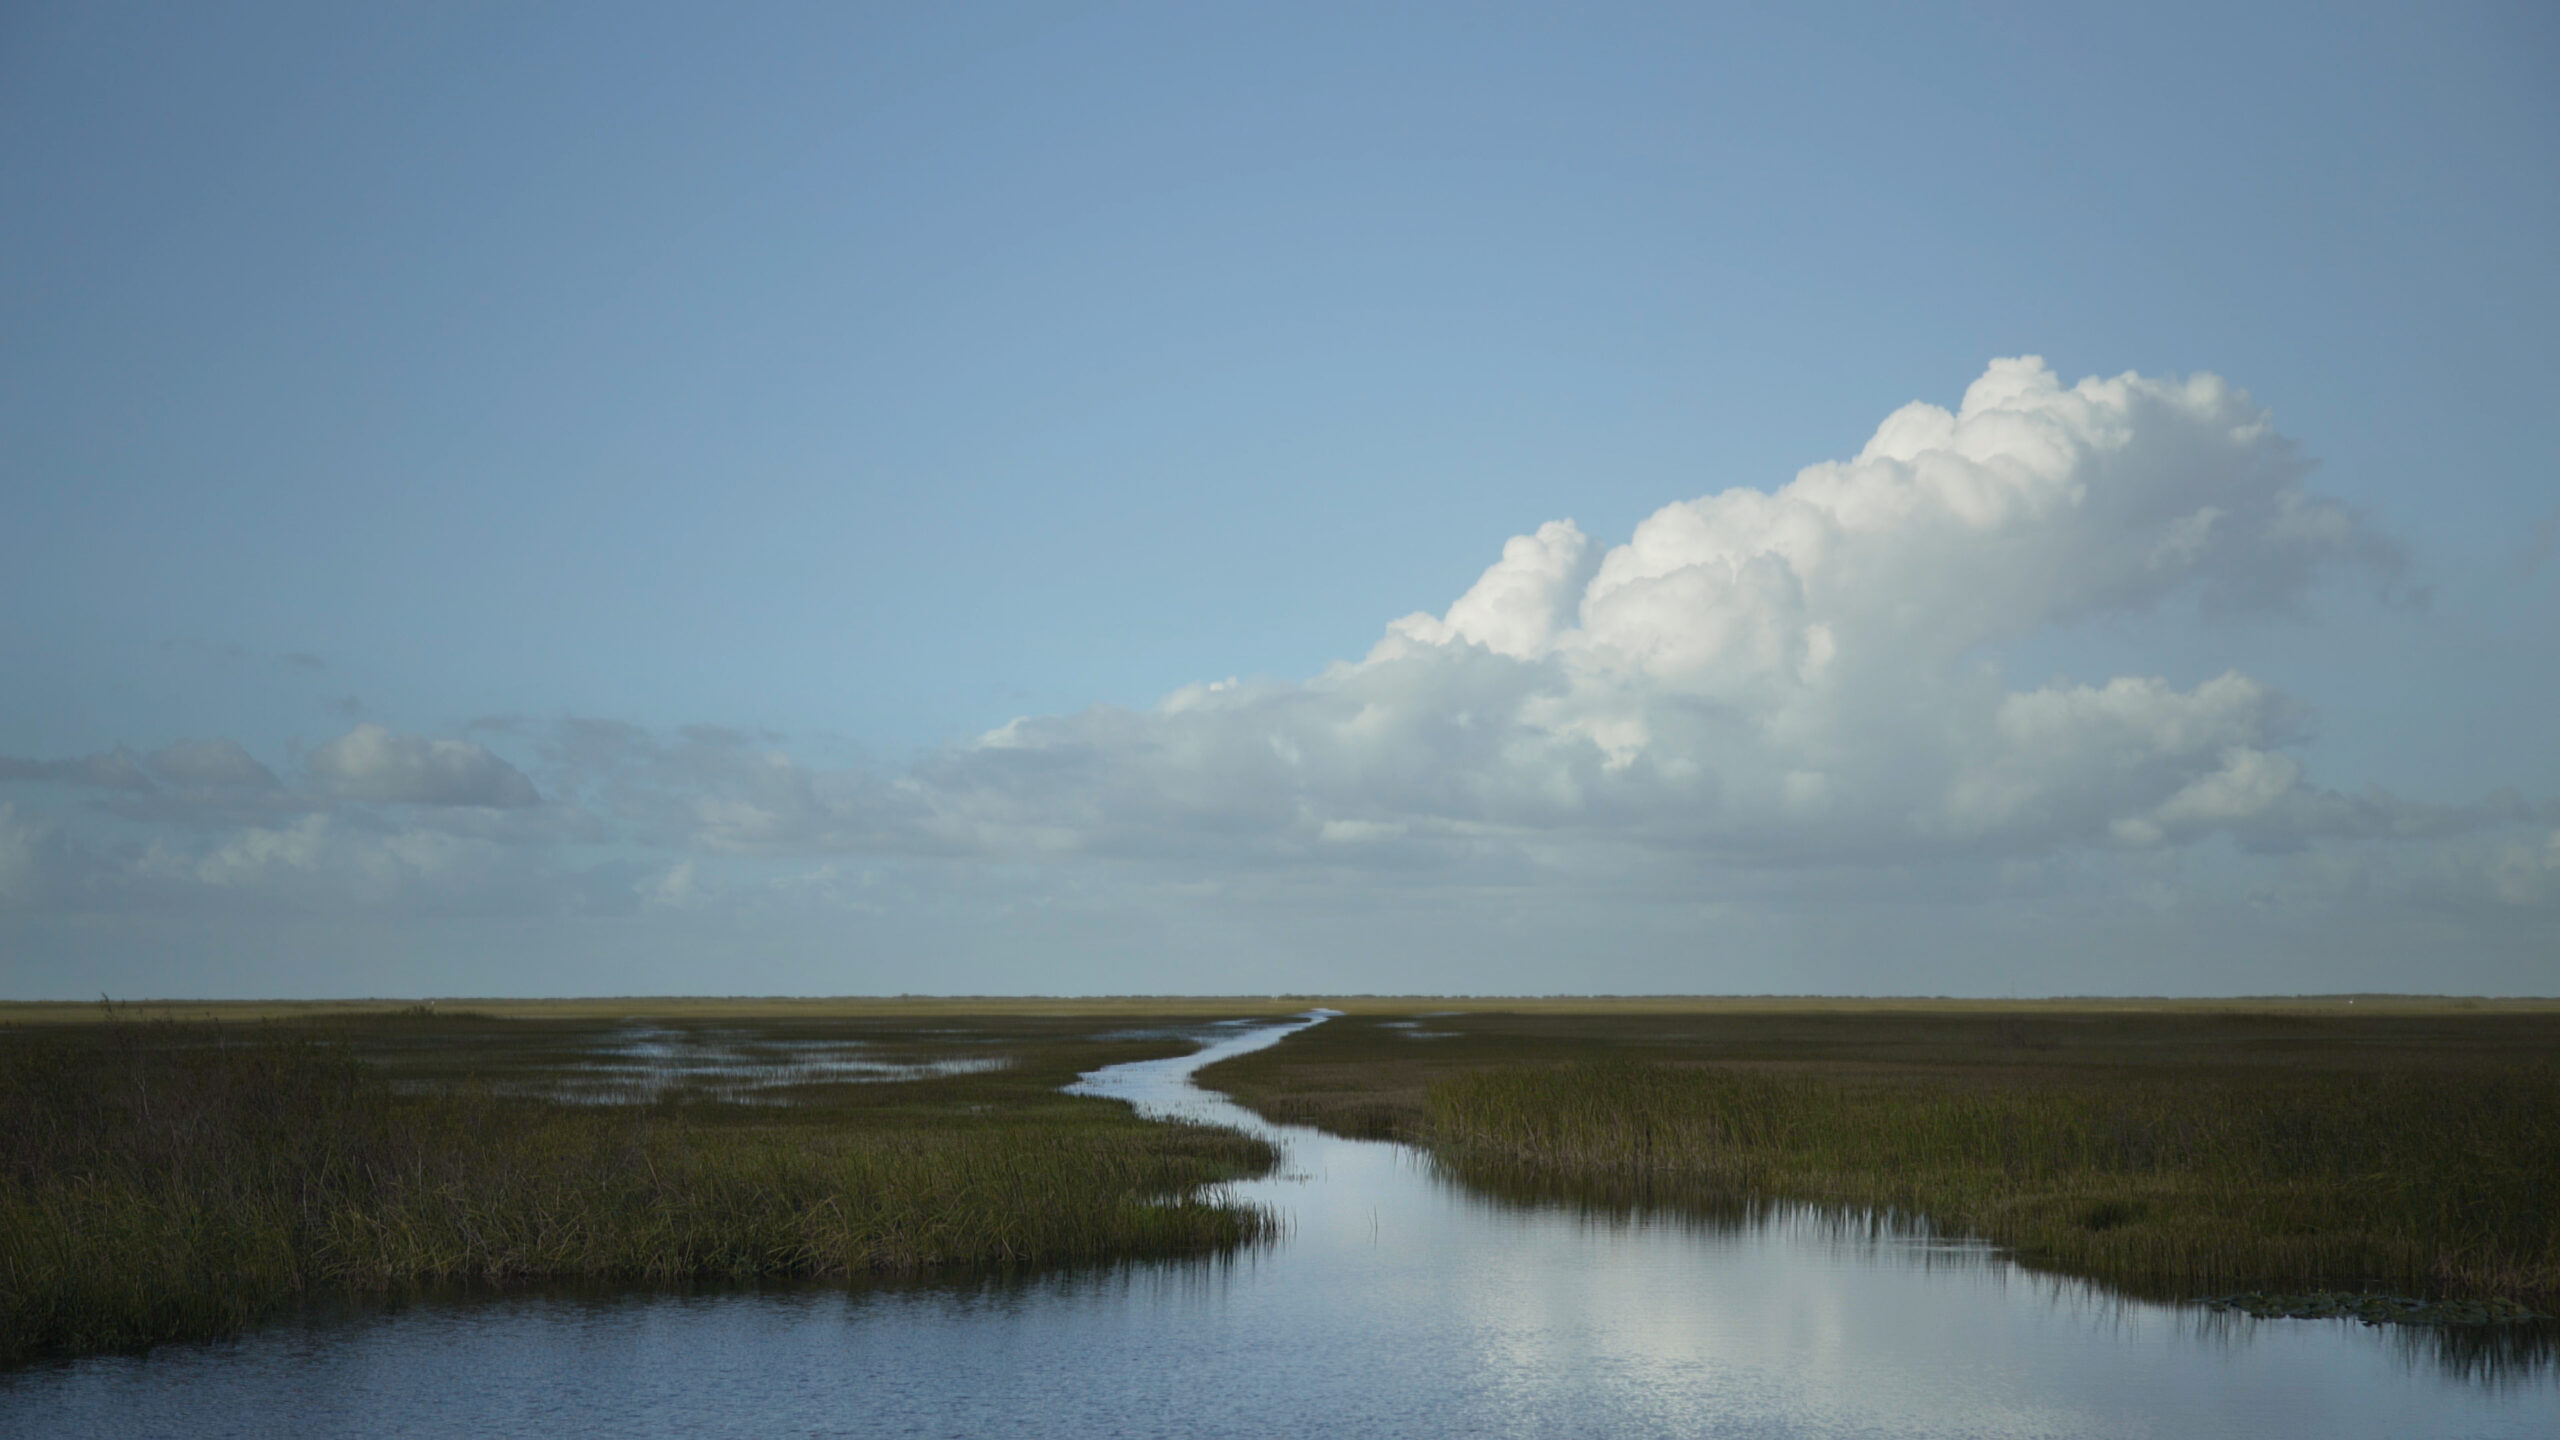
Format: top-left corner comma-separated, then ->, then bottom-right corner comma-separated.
1424,1060 -> 2560,1302
0,1021 -> 1274,1362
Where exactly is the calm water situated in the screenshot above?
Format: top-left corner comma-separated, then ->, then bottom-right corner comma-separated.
7,1014 -> 2554,1439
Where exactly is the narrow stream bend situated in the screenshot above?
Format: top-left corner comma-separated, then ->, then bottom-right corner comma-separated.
7,1012 -> 2555,1439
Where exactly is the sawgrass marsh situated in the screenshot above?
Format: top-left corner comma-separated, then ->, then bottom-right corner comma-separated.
1198,999 -> 2560,1309
0,1005 -> 1284,1363
13,994 -> 2554,1368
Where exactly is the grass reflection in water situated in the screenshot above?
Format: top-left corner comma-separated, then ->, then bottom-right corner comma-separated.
1203,998 -> 2560,1381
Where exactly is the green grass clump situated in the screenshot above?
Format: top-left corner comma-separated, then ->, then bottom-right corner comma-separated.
1421,1059 -> 2560,1303
0,1019 -> 1274,1363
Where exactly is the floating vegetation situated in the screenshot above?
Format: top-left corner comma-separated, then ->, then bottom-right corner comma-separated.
2202,1291 -> 2551,1327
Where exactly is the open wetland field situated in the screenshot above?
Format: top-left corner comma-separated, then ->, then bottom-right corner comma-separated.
6,996 -> 2558,1437
1199,997 -> 2560,1313
0,1001 -> 1290,1363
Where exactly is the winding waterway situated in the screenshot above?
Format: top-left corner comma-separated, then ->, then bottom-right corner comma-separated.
7,1013 -> 2554,1438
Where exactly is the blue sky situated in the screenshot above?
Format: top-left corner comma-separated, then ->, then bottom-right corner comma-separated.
3,2 -> 2554,998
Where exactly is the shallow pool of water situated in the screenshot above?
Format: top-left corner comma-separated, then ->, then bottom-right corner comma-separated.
531,1024 -> 1011,1104
7,1014 -> 2554,1438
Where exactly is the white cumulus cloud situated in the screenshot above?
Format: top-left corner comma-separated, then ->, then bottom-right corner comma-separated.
8,358 -> 2529,954
891,358 -> 2390,867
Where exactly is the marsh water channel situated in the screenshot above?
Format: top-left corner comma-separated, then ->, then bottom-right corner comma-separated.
8,1014 -> 2556,1438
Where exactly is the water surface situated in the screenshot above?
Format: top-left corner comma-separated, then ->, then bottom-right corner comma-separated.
8,1013 -> 2553,1438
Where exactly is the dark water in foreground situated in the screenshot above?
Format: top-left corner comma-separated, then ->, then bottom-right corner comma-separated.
7,1014 -> 2555,1438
